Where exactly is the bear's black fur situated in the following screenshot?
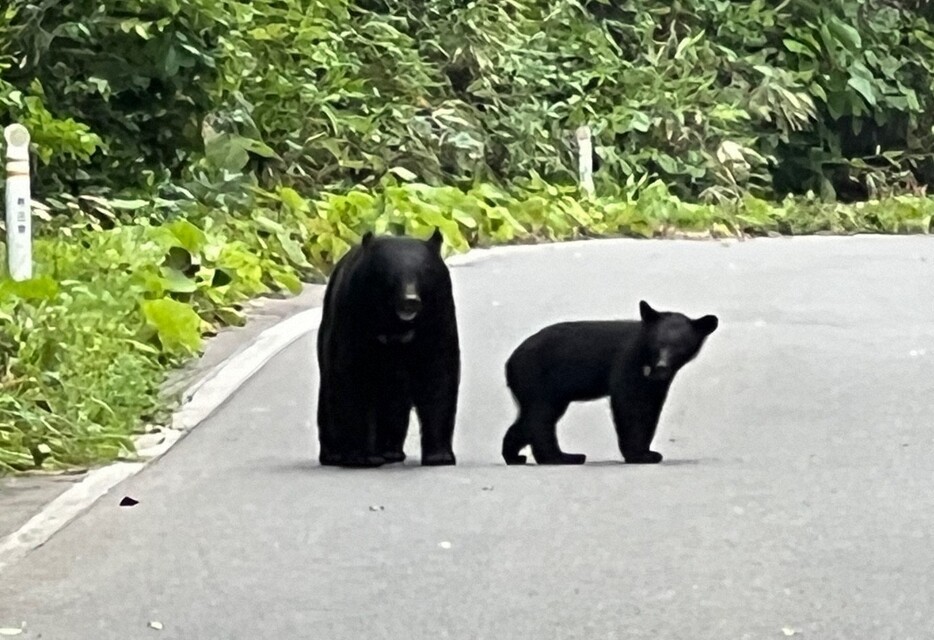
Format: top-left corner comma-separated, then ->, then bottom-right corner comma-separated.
502,300 -> 718,465
316,229 -> 460,468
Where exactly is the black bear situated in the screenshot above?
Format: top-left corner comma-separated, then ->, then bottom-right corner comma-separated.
502,300 -> 718,465
316,228 -> 461,468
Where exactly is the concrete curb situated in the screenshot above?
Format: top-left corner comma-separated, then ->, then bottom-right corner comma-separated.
0,306 -> 323,575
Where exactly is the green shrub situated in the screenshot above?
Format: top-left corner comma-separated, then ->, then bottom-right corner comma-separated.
4,0 -> 934,207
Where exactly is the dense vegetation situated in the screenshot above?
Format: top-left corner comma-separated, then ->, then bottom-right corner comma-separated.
2,0 -> 934,472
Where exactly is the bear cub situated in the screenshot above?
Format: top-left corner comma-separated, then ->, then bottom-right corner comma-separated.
317,228 -> 460,468
502,300 -> 718,465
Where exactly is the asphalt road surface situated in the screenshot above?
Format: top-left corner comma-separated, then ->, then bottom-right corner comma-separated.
2,236 -> 934,640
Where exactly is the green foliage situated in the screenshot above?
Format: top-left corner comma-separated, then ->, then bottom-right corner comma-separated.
4,0 -> 934,204
0,0 -> 218,196
0,201 -> 313,472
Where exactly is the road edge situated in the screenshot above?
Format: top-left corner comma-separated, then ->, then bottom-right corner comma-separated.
0,306 -> 323,575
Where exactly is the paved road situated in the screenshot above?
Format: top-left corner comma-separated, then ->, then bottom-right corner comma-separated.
2,237 -> 934,639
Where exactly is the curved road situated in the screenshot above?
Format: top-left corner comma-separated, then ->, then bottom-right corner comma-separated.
3,237 -> 934,639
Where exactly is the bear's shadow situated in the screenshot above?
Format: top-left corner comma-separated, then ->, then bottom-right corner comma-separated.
583,458 -> 704,467
265,457 -> 708,473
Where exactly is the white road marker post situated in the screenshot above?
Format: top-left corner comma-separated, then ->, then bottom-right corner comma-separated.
4,123 -> 32,281
575,125 -> 595,199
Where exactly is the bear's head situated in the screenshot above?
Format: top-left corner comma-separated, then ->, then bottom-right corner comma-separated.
360,228 -> 447,327
638,300 -> 718,382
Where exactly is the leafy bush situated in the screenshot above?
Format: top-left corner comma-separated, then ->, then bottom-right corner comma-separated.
0,0 -> 218,197
186,0 -> 934,199
4,0 -> 934,207
0,203 -> 305,471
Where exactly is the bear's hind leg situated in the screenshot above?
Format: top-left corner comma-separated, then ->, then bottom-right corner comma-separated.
502,414 -> 531,465
525,402 -> 586,465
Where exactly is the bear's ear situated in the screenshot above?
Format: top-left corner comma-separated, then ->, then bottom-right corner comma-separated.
426,227 -> 444,253
360,231 -> 374,248
639,300 -> 661,324
692,314 -> 719,336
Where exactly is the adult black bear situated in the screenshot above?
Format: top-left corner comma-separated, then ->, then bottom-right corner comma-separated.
502,300 -> 718,465
316,229 -> 460,468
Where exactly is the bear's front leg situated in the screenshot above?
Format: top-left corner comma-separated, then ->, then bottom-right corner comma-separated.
623,450 -> 664,464
414,392 -> 458,466
610,390 -> 666,465
376,375 -> 413,464
324,369 -> 385,468
412,350 -> 460,466
317,369 -> 341,465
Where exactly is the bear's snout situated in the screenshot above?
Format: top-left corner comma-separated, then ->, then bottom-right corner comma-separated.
396,290 -> 422,322
647,363 -> 673,381
644,349 -> 674,381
